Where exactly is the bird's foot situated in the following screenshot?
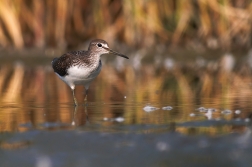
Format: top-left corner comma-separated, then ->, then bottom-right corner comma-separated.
83,95 -> 88,106
74,98 -> 78,106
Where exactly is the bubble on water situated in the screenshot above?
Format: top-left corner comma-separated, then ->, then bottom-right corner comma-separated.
196,107 -> 207,112
71,121 -> 75,126
197,107 -> 205,110
114,117 -> 125,122
207,108 -> 217,112
36,156 -> 52,167
197,107 -> 217,113
205,111 -> 213,120
103,117 -> 124,122
156,142 -> 169,151
162,106 -> 173,110
143,105 -> 159,112
245,118 -> 250,122
235,110 -> 241,114
221,109 -> 232,115
190,113 -> 196,117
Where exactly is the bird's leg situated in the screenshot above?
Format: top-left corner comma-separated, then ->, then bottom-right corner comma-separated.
72,89 -> 78,106
84,89 -> 88,102
84,104 -> 89,124
71,105 -> 78,126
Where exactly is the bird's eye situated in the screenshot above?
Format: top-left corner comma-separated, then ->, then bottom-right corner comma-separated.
97,43 -> 102,47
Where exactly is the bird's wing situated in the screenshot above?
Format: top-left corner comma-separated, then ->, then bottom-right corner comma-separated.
52,53 -> 77,76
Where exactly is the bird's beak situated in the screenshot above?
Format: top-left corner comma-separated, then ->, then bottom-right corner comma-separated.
102,46 -> 129,59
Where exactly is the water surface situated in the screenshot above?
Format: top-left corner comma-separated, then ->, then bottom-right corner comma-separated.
1,53 -> 252,166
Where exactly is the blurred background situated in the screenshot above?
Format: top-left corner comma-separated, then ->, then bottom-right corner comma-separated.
0,0 -> 251,50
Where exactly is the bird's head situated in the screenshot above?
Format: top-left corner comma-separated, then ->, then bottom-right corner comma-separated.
88,39 -> 129,59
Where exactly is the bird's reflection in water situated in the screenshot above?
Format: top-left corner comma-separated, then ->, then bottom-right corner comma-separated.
71,104 -> 89,127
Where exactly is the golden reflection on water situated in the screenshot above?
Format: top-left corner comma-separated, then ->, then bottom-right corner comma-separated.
0,60 -> 252,135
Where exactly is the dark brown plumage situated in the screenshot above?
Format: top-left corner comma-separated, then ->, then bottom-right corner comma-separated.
52,51 -> 93,76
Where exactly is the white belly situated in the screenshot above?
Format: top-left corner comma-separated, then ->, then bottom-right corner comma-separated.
56,64 -> 102,90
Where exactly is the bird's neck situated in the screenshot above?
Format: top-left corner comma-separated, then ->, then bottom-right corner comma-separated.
85,51 -> 101,68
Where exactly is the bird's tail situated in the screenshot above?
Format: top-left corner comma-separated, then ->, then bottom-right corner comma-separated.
51,58 -> 58,65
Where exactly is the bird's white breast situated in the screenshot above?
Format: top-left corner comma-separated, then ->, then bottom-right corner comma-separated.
57,63 -> 102,90
68,66 -> 94,79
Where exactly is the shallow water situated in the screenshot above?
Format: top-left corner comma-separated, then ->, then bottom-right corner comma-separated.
1,54 -> 252,166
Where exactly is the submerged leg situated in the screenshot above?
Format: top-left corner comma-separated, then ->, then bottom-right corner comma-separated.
84,104 -> 89,124
71,105 -> 78,126
84,89 -> 89,102
72,89 -> 78,106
